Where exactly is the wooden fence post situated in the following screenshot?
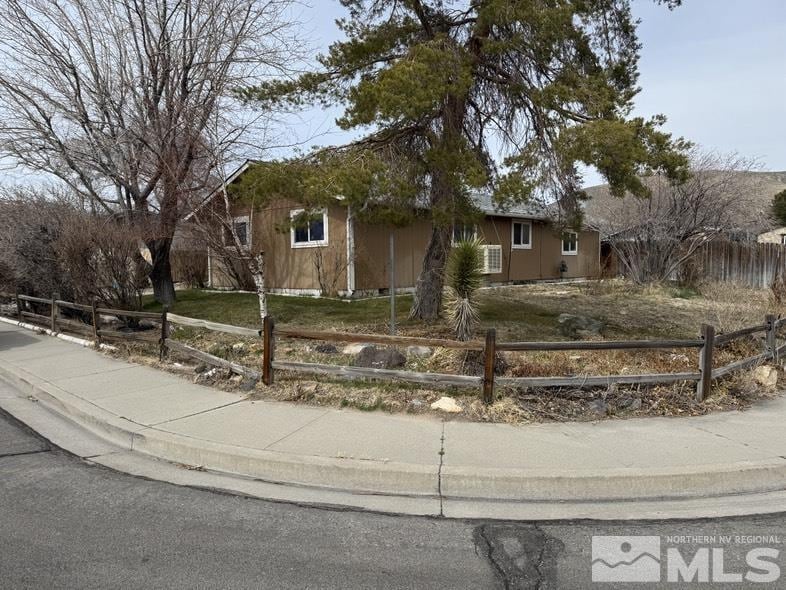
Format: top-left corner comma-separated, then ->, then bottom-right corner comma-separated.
696,323 -> 715,402
50,294 -> 57,333
91,298 -> 100,347
263,315 -> 275,386
14,290 -> 22,322
482,328 -> 497,404
765,314 -> 777,362
159,305 -> 169,361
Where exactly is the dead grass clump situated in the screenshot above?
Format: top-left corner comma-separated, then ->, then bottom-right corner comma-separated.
700,281 -> 776,333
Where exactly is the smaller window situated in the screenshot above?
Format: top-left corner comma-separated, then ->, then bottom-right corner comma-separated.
228,216 -> 250,247
233,220 -> 248,246
511,220 -> 532,249
291,209 -> 329,248
561,232 -> 578,255
452,223 -> 477,244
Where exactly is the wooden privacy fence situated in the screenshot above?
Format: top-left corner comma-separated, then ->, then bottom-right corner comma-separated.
693,240 -> 786,289
2,291 -> 785,403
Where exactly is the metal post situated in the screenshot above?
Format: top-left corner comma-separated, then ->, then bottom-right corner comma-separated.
91,298 -> 100,346
696,323 -> 715,402
14,290 -> 22,322
389,231 -> 396,336
482,329 -> 497,404
159,305 -> 169,361
50,293 -> 57,333
263,315 -> 275,385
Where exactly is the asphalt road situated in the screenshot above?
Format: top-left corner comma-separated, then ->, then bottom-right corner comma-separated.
1,409 -> 784,589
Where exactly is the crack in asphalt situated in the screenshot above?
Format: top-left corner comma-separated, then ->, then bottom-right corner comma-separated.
437,421 -> 445,517
473,522 -> 564,590
0,448 -> 51,459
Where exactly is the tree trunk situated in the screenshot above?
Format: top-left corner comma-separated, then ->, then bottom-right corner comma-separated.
248,251 -> 267,320
410,224 -> 452,320
410,92 -> 467,321
147,238 -> 176,305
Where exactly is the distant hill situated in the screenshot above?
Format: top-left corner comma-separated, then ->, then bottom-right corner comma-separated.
583,171 -> 786,237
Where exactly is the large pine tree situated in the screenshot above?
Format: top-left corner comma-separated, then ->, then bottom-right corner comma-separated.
244,0 -> 689,319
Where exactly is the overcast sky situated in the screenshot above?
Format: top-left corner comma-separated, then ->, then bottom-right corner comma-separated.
289,0 -> 786,187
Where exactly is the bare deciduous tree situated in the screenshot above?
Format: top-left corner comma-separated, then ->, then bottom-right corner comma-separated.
593,150 -> 762,284
0,0 -> 296,304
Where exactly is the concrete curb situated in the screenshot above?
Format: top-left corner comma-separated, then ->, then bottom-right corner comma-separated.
0,361 -> 439,498
3,357 -> 786,508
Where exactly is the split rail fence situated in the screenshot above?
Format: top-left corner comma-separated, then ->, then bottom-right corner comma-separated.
2,291 -> 784,404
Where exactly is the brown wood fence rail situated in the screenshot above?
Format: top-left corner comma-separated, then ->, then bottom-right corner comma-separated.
1,291 -> 783,404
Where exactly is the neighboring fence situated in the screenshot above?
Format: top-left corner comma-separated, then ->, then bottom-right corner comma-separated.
694,241 -> 786,289
0,291 -> 167,358
2,291 -> 784,404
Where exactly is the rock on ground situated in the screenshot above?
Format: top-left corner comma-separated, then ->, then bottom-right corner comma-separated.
313,343 -> 339,354
351,346 -> 407,370
753,365 -> 778,389
557,314 -> 605,339
430,397 -> 462,413
406,345 -> 433,358
343,343 -> 374,355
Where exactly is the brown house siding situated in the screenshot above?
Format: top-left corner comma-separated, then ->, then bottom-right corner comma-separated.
209,200 -> 600,294
210,199 -> 348,294
353,216 -> 600,291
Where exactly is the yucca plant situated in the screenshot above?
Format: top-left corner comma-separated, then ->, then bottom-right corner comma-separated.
444,238 -> 484,341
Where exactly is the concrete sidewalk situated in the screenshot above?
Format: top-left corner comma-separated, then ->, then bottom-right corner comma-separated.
2,318 -> 786,520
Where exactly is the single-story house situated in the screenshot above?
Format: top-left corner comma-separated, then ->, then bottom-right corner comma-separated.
205,163 -> 601,296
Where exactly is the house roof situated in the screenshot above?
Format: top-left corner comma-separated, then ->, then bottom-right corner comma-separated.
470,191 -> 551,220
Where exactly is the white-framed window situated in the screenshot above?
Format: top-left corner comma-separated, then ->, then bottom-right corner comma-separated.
290,209 -> 328,248
230,215 -> 250,247
561,231 -> 578,255
452,223 -> 478,244
781,235 -> 786,245
481,244 -> 503,274
511,220 -> 532,249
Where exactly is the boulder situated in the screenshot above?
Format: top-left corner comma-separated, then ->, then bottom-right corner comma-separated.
588,398 -> 608,416
753,365 -> 778,389
617,396 -> 642,411
406,345 -> 433,358
351,345 -> 406,369
240,378 -> 258,392
430,396 -> 463,413
343,343 -> 374,355
314,343 -> 339,354
557,314 -> 605,339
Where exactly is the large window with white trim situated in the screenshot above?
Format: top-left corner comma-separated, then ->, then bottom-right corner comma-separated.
290,209 -> 328,248
511,220 -> 532,249
561,231 -> 578,255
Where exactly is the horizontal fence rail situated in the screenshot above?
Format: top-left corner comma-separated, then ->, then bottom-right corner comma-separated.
275,328 -> 484,351
1,290 -> 783,404
497,339 -> 704,352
